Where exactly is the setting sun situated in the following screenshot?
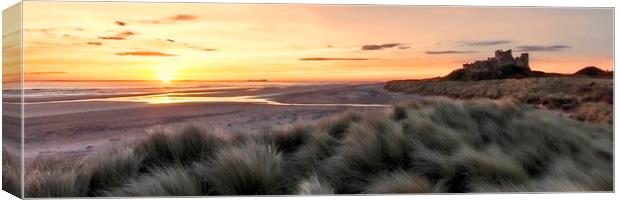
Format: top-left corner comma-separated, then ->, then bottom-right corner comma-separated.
154,66 -> 176,84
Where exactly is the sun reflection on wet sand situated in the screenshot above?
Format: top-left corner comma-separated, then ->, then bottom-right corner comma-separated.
103,92 -> 389,107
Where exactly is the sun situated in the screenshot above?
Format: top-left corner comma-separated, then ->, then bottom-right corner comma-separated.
153,66 -> 177,85
160,77 -> 172,84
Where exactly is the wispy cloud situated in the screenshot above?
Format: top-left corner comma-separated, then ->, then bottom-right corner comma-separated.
299,57 -> 372,61
361,43 -> 407,51
24,27 -> 84,33
115,21 -> 127,26
515,45 -> 570,52
98,31 -> 137,40
140,14 -> 198,24
425,50 -> 478,54
162,38 -> 217,52
459,40 -> 512,46
115,51 -> 177,57
23,27 -> 85,40
117,31 -> 135,37
98,36 -> 126,40
87,42 -> 102,46
169,14 -> 197,21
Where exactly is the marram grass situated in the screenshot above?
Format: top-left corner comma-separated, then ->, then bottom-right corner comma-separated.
4,97 -> 612,197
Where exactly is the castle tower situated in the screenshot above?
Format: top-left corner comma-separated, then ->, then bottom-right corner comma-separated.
518,53 -> 530,69
494,49 -> 514,66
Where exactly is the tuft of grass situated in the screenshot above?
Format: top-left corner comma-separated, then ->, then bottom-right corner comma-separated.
449,146 -> 529,192
2,149 -> 21,197
20,98 -> 613,196
24,155 -> 89,197
295,174 -> 334,195
322,114 -> 412,193
194,141 -> 288,195
102,166 -> 202,196
26,168 -> 86,197
316,111 -> 362,139
85,147 -> 144,196
134,126 -> 226,169
364,169 -> 432,193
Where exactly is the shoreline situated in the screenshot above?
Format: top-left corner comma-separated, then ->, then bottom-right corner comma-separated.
18,83 -> 415,162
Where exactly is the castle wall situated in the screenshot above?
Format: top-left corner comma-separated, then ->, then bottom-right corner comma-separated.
463,50 -> 530,70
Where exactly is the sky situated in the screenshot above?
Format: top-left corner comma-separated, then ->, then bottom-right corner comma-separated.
14,1 -> 614,82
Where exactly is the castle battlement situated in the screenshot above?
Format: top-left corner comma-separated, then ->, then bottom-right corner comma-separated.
463,49 -> 530,71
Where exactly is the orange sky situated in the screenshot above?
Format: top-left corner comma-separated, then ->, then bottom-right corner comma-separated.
14,2 -> 614,82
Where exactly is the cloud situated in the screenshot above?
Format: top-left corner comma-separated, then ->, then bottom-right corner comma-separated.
515,45 -> 570,52
24,28 -> 55,33
170,14 -> 197,21
23,27 -> 84,39
115,51 -> 177,57
24,27 -> 84,33
361,43 -> 406,51
87,42 -> 102,46
141,14 -> 198,24
118,31 -> 135,37
299,57 -> 371,61
190,46 -> 217,51
115,21 -> 127,26
161,38 -> 217,51
98,36 -> 126,40
459,40 -> 512,46
425,50 -> 478,54
98,31 -> 137,40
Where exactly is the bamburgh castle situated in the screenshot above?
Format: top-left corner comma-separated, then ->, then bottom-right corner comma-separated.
441,49 -> 534,81
463,49 -> 530,71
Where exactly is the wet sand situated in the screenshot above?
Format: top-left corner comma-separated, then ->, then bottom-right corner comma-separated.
19,83 -> 416,162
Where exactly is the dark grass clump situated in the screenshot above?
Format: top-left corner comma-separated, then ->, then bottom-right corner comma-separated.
295,174 -> 334,195
134,126 -> 226,169
21,97 -> 613,196
2,149 -> 21,197
194,141 -> 288,195
364,169 -> 432,193
321,113 -> 412,193
84,147 -> 144,196
102,166 -> 202,196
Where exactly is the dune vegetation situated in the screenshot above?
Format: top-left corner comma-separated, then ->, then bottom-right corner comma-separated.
2,149 -> 20,197
3,97 -> 613,197
385,77 -> 613,124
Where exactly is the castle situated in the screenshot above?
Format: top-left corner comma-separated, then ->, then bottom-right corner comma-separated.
462,49 -> 529,71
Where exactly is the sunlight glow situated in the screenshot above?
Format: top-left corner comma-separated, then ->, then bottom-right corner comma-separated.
154,66 -> 177,85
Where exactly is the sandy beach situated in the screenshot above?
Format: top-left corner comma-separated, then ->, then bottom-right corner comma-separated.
18,83 -> 416,162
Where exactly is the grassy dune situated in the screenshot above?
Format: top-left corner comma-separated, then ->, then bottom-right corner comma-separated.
4,98 -> 613,197
385,77 -> 613,124
2,149 -> 20,197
